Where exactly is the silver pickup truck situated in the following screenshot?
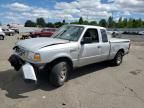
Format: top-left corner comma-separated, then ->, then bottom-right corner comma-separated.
9,25 -> 130,87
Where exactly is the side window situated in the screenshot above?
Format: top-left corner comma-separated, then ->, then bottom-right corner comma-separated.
83,29 -> 99,42
101,29 -> 108,42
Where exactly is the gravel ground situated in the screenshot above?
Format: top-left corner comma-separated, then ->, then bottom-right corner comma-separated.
0,34 -> 144,108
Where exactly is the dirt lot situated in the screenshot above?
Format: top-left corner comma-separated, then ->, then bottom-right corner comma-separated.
0,35 -> 144,108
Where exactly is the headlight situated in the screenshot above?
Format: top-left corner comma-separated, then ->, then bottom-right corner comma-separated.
28,52 -> 41,61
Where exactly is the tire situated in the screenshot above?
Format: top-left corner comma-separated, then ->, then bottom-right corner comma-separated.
112,51 -> 124,66
11,33 -> 14,36
36,35 -> 40,38
0,35 -> 4,40
49,61 -> 70,87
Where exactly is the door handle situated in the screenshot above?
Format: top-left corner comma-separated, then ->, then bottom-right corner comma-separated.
97,46 -> 101,48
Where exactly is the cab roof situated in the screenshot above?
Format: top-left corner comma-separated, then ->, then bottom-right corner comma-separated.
68,24 -> 106,29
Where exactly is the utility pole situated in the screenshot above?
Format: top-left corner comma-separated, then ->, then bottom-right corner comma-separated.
86,8 -> 89,21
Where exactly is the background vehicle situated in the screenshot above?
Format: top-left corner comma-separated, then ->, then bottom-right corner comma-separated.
2,28 -> 15,36
108,31 -> 122,38
10,28 -> 19,34
9,25 -> 130,87
30,28 -> 56,38
0,28 -> 5,40
138,31 -> 144,35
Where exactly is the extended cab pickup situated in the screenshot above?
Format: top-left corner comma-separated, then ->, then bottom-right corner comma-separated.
9,25 -> 130,87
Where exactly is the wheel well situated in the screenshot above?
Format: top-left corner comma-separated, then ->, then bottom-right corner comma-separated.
118,49 -> 125,55
45,57 -> 73,70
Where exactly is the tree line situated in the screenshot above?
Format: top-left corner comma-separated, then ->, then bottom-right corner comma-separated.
25,17 -> 144,28
25,18 -> 65,28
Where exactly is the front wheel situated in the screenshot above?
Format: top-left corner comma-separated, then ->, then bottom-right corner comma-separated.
49,61 -> 70,87
112,51 -> 123,66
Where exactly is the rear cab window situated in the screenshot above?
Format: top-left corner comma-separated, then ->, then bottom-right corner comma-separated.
100,29 -> 108,42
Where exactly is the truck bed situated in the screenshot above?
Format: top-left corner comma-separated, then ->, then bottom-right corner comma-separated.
108,38 -> 130,60
110,38 -> 130,43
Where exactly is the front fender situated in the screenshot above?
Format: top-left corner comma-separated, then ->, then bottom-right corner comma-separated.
48,52 -> 72,63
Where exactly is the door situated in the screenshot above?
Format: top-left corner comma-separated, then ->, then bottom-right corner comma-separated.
78,28 -> 102,67
41,29 -> 51,37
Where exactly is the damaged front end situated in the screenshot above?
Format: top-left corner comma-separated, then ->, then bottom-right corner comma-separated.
8,54 -> 37,82
8,54 -> 24,71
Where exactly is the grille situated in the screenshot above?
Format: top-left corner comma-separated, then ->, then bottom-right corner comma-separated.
14,46 -> 26,57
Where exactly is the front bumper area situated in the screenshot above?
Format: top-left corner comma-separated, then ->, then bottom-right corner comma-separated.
8,54 -> 38,82
22,63 -> 37,82
8,54 -> 25,71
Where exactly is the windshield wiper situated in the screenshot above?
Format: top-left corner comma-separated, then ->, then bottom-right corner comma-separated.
56,37 -> 71,42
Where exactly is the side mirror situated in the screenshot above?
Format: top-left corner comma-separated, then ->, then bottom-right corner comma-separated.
81,37 -> 92,44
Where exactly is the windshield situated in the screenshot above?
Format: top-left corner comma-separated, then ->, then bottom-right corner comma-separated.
52,25 -> 84,41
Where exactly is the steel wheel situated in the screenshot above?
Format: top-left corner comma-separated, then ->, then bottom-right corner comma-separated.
112,51 -> 123,66
116,53 -> 122,65
59,63 -> 67,81
0,36 -> 4,40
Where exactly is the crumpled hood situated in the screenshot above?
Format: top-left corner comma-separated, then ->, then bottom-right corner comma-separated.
16,37 -> 69,51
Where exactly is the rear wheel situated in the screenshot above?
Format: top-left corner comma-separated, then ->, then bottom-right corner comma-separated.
49,61 -> 70,87
0,35 -> 4,40
10,33 -> 14,36
112,51 -> 124,66
35,35 -> 40,38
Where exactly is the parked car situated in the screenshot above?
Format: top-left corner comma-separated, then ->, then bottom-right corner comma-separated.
108,31 -> 122,38
9,25 -> 131,87
0,28 -> 6,40
30,28 -> 56,38
2,28 -> 15,36
10,28 -> 19,34
138,31 -> 144,35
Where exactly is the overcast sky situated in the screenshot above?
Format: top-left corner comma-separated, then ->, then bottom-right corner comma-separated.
0,0 -> 144,24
